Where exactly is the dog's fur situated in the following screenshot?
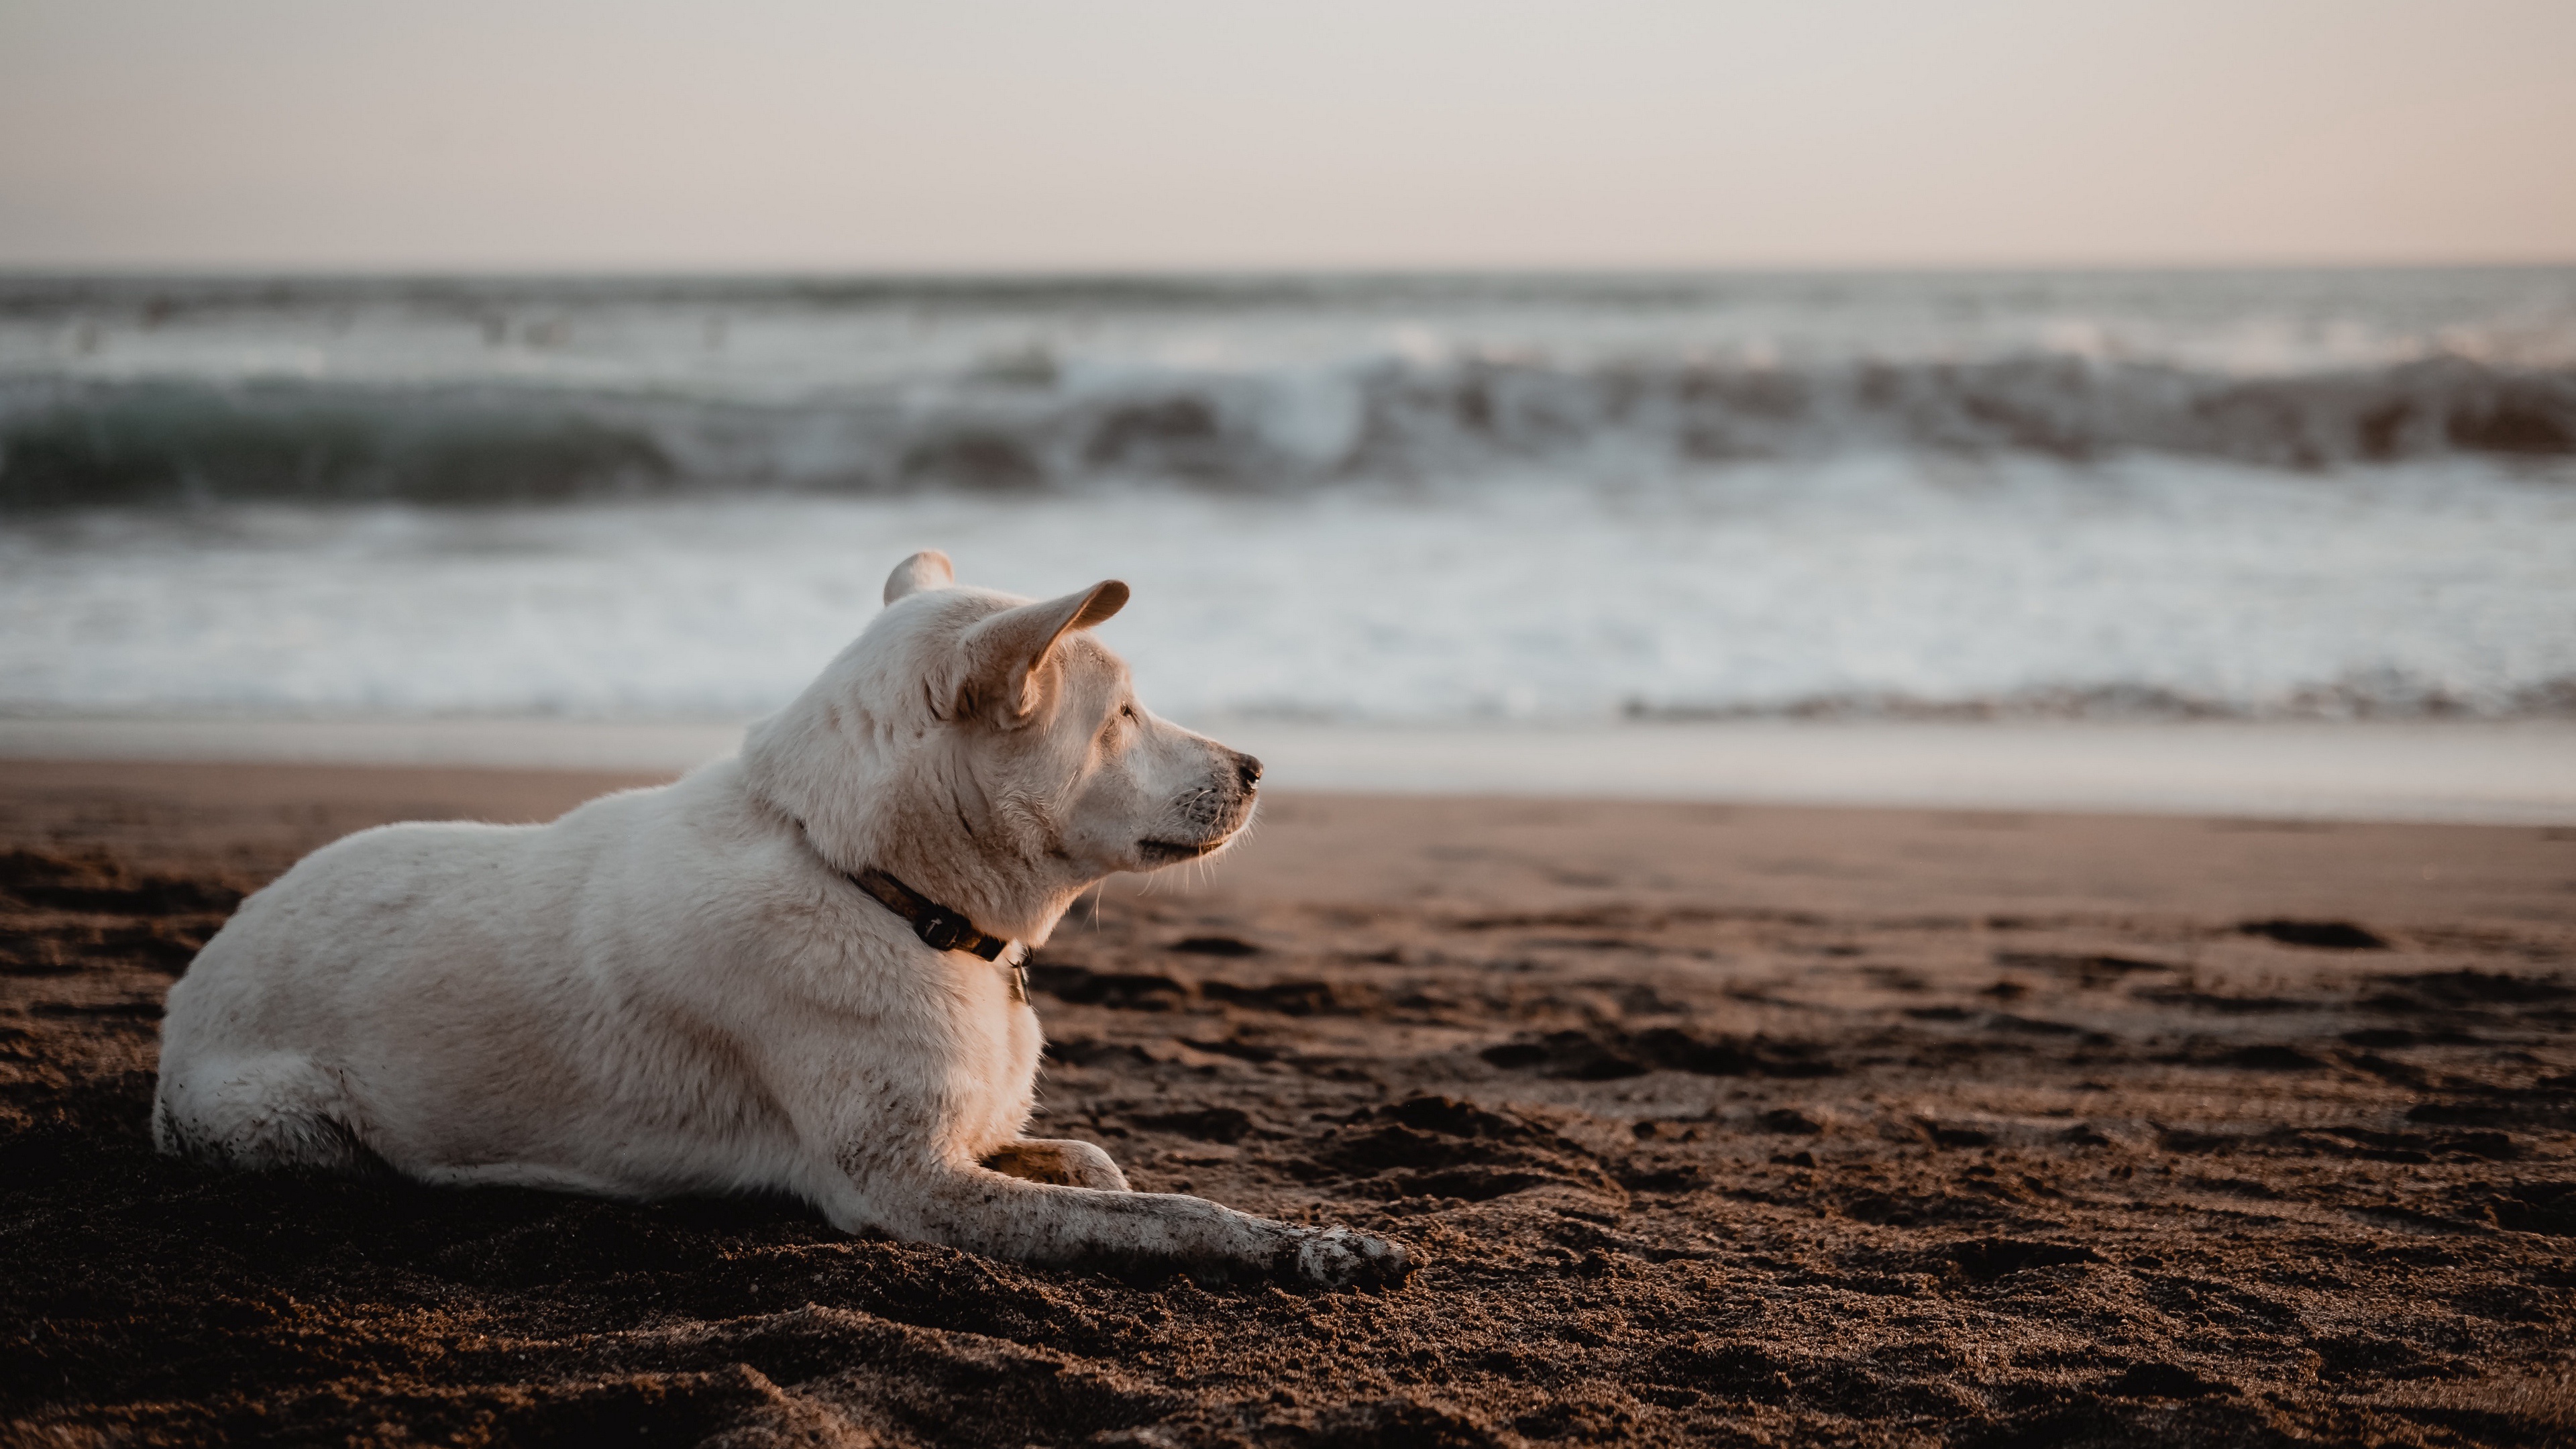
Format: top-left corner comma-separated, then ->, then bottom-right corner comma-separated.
153,552 -> 1410,1288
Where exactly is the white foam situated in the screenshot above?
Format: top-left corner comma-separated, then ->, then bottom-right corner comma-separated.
4,456 -> 2571,722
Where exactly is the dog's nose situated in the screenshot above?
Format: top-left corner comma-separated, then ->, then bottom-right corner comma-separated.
1235,753 -> 1263,788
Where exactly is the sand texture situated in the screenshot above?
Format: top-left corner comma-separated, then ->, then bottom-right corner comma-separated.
3,760 -> 2573,1447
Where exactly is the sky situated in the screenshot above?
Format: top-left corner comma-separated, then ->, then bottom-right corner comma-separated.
2,0 -> 2572,273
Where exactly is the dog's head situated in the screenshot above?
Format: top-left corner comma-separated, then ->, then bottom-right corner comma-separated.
745,551 -> 1260,933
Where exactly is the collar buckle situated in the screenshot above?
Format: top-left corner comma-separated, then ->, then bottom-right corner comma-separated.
912,905 -> 973,954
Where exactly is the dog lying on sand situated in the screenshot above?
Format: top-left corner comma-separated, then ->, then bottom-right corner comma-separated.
154,551 -> 1412,1289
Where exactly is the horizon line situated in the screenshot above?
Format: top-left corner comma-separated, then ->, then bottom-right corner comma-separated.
4,257 -> 2574,284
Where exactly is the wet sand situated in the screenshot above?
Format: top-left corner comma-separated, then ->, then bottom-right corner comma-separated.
3,759 -> 2573,1446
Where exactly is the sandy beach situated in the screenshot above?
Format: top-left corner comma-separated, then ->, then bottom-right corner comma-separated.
5,758 -> 2573,1446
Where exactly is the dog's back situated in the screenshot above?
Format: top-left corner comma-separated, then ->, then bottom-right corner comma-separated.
154,768 -> 807,1195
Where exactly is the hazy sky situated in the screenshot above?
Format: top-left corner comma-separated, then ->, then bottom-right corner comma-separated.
3,0 -> 2571,272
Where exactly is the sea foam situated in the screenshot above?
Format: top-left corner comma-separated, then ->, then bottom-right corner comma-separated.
3,270 -> 2571,724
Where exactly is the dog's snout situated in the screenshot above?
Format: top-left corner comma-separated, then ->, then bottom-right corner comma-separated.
1234,752 -> 1263,789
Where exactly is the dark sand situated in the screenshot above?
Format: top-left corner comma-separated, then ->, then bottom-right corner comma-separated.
3,759 -> 2573,1447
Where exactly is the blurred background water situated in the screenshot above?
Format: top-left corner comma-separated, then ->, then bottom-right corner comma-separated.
3,268 -> 2572,727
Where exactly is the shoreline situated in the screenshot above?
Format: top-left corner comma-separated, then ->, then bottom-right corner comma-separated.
3,756 -> 2565,932
3,713 -> 2571,825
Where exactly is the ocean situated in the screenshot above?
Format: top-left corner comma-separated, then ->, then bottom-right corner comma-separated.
3,269 -> 2572,727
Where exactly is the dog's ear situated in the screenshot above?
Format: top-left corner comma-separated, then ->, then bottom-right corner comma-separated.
883,550 -> 957,605
957,580 -> 1129,724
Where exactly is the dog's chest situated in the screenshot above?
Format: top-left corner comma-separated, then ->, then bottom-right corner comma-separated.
938,960 -> 1046,1143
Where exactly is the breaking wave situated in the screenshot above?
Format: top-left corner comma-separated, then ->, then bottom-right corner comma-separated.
4,353 -> 2572,508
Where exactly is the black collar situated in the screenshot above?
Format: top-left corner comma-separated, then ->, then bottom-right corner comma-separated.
845,864 -> 1012,963
788,818 -> 1022,998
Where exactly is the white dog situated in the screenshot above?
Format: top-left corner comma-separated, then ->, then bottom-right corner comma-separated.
154,551 -> 1411,1289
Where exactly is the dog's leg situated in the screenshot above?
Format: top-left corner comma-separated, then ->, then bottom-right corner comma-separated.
983,1138 -> 1130,1190
833,1159 -> 1411,1289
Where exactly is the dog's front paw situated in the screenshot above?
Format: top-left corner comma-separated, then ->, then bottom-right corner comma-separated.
1293,1226 -> 1417,1290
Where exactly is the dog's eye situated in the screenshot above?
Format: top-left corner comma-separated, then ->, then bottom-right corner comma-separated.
1119,704 -> 1138,723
